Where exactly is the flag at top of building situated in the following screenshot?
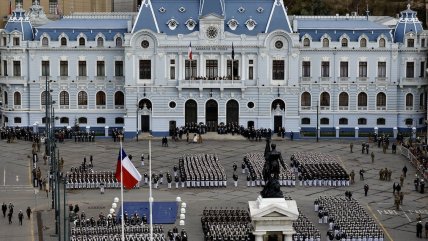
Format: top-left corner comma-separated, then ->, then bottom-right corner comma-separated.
188,42 -> 193,61
115,147 -> 142,189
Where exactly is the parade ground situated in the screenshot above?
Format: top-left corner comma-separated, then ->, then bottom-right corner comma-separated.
0,135 -> 427,241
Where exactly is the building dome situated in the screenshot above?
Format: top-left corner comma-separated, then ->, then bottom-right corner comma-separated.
393,4 -> 423,43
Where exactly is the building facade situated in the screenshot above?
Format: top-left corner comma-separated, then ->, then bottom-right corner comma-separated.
0,0 -> 427,138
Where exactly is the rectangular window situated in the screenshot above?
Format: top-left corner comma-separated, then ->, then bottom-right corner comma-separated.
248,59 -> 254,80
13,61 -> 21,76
406,62 -> 414,78
41,61 -> 49,76
422,39 -> 426,48
407,39 -> 414,47
170,59 -> 176,80
96,61 -> 105,76
139,60 -> 151,79
48,0 -> 58,14
115,61 -> 123,76
272,60 -> 284,80
206,60 -> 218,80
78,61 -> 87,76
227,60 -> 239,79
302,61 -> 310,77
321,61 -> 329,77
378,62 -> 386,78
420,61 -> 425,77
358,62 -> 367,77
2,37 -> 6,46
340,61 -> 348,77
13,37 -> 19,46
60,61 -> 68,76
185,60 -> 197,80
3,60 -> 7,76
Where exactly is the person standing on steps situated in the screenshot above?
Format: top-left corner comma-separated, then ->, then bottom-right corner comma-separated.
364,184 -> 369,196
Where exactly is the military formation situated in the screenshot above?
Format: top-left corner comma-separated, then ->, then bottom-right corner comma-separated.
315,196 -> 384,240
292,211 -> 321,241
178,154 -> 227,187
291,152 -> 349,187
0,127 -> 42,143
243,152 -> 295,186
201,207 -> 253,241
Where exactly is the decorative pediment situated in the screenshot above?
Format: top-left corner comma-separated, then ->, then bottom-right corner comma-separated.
264,211 -> 288,217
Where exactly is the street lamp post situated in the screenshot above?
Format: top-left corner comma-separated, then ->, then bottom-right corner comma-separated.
316,100 -> 319,142
136,104 -> 139,142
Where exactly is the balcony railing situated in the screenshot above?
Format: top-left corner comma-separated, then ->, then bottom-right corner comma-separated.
78,105 -> 88,109
320,106 -> 330,110
60,105 -> 69,109
375,77 -> 387,82
177,79 -> 244,90
301,106 -> 311,110
96,105 -> 106,109
115,105 -> 125,109
300,77 -> 311,82
57,76 -> 69,81
358,106 -> 367,110
338,77 -> 350,82
319,77 -> 331,82
339,106 -> 349,110
13,105 -> 21,109
76,76 -> 88,81
357,77 -> 368,82
0,76 -> 27,85
376,106 -> 386,110
95,76 -> 106,81
405,106 -> 413,111
400,77 -> 425,86
39,76 -> 52,82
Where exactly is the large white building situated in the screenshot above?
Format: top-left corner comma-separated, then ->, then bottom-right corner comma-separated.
0,0 -> 427,138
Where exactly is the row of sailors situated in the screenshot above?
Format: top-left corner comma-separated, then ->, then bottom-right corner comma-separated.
203,222 -> 253,241
179,154 -> 227,187
66,177 -> 121,189
73,131 -> 96,142
297,176 -> 350,187
72,223 -> 163,234
292,212 -> 321,241
71,234 -> 165,241
0,127 -> 43,142
315,197 -> 384,240
243,152 -> 295,184
245,175 -> 296,187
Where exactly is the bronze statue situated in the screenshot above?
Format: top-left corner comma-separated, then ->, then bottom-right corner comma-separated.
261,143 -> 286,198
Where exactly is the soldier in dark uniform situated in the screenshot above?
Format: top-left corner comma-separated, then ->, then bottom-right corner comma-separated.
2,203 -> 6,218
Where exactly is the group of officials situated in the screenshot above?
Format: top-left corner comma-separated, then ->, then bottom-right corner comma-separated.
315,196 -> 384,241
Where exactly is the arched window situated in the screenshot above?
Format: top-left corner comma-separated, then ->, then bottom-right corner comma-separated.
60,117 -> 69,124
41,91 -> 48,106
341,38 -> 348,47
320,118 -> 329,125
78,117 -> 87,124
339,118 -> 348,125
79,37 -> 85,46
379,38 -> 386,48
360,38 -> 367,48
376,92 -> 386,109
60,37 -> 67,46
116,37 -> 122,47
42,37 -> 49,46
96,91 -> 106,106
59,91 -> 69,106
97,117 -> 106,124
320,92 -> 330,106
322,38 -> 329,47
405,118 -> 413,125
301,92 -> 311,108
303,38 -> 310,47
14,92 -> 21,106
339,92 -> 349,107
376,118 -> 386,125
97,37 -> 104,47
358,118 -> 367,125
115,117 -> 124,124
358,92 -> 367,108
301,118 -> 310,125
114,91 -> 124,107
405,93 -> 413,109
78,91 -> 88,106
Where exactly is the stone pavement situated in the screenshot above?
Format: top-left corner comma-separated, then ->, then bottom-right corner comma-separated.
0,135 -> 426,241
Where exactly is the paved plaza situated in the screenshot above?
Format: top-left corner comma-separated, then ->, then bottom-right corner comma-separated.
0,136 -> 427,241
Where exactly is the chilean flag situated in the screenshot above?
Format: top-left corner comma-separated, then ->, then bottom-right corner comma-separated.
115,148 -> 142,189
188,42 -> 193,61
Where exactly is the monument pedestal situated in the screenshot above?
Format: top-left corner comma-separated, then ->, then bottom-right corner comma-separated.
249,196 -> 299,241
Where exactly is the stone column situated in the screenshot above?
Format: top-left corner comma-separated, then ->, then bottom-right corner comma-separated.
374,126 -> 378,135
253,232 -> 265,241
393,127 -> 398,139
86,126 -> 90,133
241,53 -> 246,80
178,53 -> 183,80
335,126 -> 339,138
412,127 -> 416,139
220,53 -> 225,77
354,127 -> 359,138
105,126 -> 109,137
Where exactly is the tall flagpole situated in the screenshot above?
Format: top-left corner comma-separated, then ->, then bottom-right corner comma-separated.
120,140 -> 125,241
149,136 -> 153,240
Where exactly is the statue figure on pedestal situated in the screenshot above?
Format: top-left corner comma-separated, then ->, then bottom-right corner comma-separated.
261,142 -> 286,198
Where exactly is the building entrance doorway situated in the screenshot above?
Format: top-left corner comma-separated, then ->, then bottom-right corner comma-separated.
141,115 -> 150,132
226,99 -> 239,125
185,99 -> 197,124
205,99 -> 218,131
